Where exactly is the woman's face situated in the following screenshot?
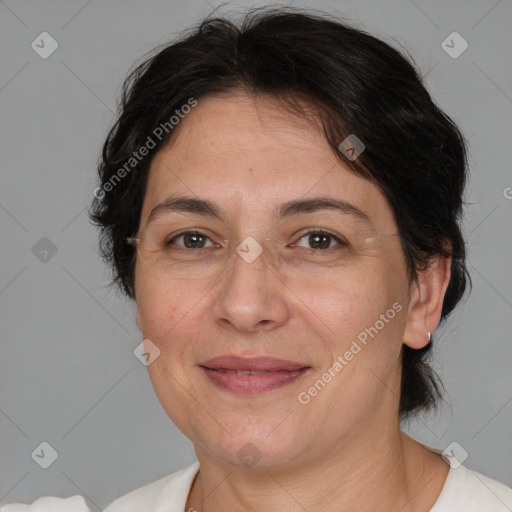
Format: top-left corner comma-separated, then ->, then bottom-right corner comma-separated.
134,93 -> 412,469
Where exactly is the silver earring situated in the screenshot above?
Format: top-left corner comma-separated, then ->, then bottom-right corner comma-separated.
428,332 -> 432,344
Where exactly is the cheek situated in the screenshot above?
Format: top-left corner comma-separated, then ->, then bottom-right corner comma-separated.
135,269 -> 207,342
292,265 -> 396,333
299,258 -> 408,376
298,283 -> 406,422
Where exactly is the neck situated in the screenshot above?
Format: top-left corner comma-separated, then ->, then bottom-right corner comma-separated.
186,423 -> 449,512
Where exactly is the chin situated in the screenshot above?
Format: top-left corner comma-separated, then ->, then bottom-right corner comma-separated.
192,421 -> 308,470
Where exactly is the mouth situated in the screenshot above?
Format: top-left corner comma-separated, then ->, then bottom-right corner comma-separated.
198,356 -> 311,395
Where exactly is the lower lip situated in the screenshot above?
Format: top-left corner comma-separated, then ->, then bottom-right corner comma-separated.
200,367 -> 310,395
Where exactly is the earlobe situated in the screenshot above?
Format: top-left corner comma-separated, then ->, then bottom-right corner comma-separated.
402,249 -> 452,350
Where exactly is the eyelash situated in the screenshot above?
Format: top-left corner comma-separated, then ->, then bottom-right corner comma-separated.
165,229 -> 347,250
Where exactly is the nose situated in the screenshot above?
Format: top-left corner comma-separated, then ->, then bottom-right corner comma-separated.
213,238 -> 290,334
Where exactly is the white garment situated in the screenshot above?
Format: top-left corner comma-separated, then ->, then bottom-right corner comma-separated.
0,495 -> 91,512
2,461 -> 512,511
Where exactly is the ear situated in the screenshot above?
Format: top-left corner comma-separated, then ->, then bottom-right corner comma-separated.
403,242 -> 452,349
136,307 -> 143,332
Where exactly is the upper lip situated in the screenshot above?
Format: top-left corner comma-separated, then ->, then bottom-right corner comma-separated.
199,355 -> 309,372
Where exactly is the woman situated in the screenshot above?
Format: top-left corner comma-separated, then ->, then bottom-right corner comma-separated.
4,6 -> 512,512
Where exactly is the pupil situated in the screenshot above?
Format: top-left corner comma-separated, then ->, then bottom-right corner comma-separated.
310,234 -> 330,249
184,233 -> 205,248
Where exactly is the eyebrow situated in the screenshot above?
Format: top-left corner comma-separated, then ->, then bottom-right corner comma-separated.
145,195 -> 372,226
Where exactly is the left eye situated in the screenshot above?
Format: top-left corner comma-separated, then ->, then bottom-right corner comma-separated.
291,231 -> 345,250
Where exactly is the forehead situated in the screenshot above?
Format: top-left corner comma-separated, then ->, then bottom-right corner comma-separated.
141,93 -> 397,233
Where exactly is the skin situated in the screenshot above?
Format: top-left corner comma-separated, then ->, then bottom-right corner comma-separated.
134,92 -> 452,511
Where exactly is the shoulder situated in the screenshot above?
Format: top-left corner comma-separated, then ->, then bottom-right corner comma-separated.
0,463 -> 199,512
104,462 -> 200,512
1,495 -> 90,512
432,464 -> 512,511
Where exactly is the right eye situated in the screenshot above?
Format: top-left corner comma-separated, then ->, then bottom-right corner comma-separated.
165,231 -> 218,250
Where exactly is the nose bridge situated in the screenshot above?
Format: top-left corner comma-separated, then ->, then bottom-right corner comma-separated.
234,234 -> 284,283
225,234 -> 277,295
214,234 -> 286,331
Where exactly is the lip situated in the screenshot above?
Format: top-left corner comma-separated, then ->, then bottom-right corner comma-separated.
198,356 -> 311,395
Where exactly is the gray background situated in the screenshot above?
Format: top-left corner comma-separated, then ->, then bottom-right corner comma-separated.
0,0 -> 511,509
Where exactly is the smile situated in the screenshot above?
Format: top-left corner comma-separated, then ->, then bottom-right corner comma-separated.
198,356 -> 311,395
